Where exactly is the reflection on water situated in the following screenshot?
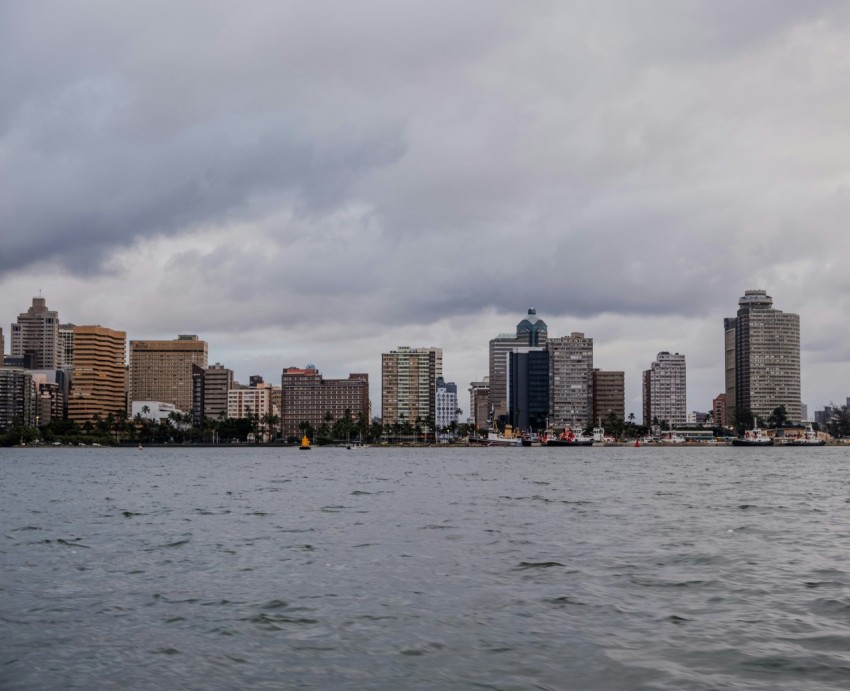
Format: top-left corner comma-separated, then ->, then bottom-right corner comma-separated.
2,446 -> 850,690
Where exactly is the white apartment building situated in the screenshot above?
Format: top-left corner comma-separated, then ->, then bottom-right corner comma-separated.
548,332 -> 593,429
643,352 -> 687,428
435,378 -> 459,431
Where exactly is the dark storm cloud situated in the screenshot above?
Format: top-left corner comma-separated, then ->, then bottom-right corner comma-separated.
0,0 -> 518,273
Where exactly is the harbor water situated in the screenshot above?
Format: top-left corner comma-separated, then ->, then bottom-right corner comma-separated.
2,445 -> 850,690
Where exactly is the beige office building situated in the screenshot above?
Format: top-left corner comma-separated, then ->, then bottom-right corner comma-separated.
381,347 -> 441,426
67,326 -> 127,423
10,297 -> 61,369
129,335 -> 208,413
228,382 -> 272,420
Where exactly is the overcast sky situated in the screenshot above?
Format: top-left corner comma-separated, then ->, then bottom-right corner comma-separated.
2,1 -> 850,418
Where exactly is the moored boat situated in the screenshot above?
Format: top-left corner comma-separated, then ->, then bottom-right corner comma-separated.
485,432 -> 522,447
731,427 -> 773,446
544,427 -> 593,447
521,432 -> 541,447
780,424 -> 826,446
658,431 -> 686,444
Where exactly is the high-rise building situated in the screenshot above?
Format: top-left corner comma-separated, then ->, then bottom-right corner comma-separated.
0,327 -> 4,366
712,393 -> 727,428
67,326 -> 127,424
643,352 -> 686,428
228,381 -> 272,421
548,332 -> 593,429
592,370 -> 625,427
192,363 -> 234,425
508,348 -> 550,431
435,378 -> 459,431
488,308 -> 548,426
725,290 -> 801,425
0,368 -> 35,429
281,367 -> 370,438
129,335 -> 208,413
10,297 -> 61,370
59,324 -> 75,368
381,347 -> 441,426
468,378 -> 490,431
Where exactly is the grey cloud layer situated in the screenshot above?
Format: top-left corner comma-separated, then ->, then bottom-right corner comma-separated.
3,0 -> 850,335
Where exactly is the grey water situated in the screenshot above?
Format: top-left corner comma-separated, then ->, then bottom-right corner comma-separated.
2,446 -> 850,690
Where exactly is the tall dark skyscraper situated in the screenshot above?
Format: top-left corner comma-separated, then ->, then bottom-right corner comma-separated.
488,308 -> 547,426
508,347 -> 549,431
725,290 -> 801,425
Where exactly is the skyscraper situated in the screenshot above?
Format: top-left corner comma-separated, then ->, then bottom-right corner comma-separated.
129,335 -> 208,413
67,325 -> 127,424
643,352 -> 686,428
10,297 -> 61,370
381,346 -> 442,426
488,308 -> 548,426
725,290 -> 801,425
508,348 -> 549,431
548,332 -> 593,429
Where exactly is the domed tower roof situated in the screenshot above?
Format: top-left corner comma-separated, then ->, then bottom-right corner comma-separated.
516,307 -> 548,346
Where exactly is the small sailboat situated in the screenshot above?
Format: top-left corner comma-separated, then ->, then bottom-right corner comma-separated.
299,435 -> 311,451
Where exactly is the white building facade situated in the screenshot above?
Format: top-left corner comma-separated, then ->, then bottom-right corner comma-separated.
435,378 -> 458,431
644,352 -> 687,428
547,332 -> 594,429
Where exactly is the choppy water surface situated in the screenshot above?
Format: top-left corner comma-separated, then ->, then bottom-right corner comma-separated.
2,446 -> 850,690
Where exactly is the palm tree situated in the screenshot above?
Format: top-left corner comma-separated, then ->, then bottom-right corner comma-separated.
262,413 -> 281,442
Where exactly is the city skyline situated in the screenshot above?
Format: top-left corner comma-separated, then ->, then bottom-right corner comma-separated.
3,3 -> 850,416
0,293 -> 837,420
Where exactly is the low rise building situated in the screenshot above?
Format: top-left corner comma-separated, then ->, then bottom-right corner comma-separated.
131,401 -> 186,426
281,367 -> 369,439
